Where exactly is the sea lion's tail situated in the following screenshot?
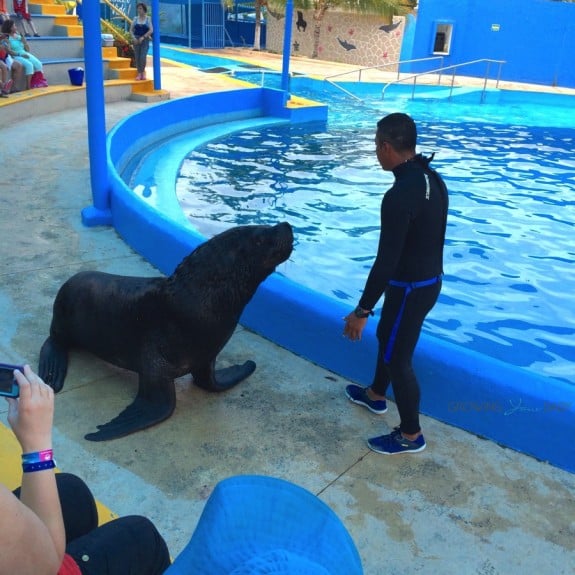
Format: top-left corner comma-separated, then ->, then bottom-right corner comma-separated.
38,336 -> 68,392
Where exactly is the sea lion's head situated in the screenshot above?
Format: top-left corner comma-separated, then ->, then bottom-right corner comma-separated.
250,221 -> 294,271
216,222 -> 294,277
169,223 -> 294,305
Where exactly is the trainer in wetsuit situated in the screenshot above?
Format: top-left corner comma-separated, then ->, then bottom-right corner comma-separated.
343,112 -> 449,455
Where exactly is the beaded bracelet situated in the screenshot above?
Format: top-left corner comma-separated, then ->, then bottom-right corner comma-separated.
22,449 -> 53,464
23,460 -> 56,473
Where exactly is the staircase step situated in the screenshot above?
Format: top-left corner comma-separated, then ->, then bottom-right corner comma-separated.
24,14 -> 74,36
27,37 -> 84,60
0,82 -> 137,125
131,79 -> 154,89
43,59 -> 110,85
102,46 -> 119,59
106,57 -> 133,69
30,3 -> 67,15
130,79 -> 171,102
53,24 -> 83,36
53,14 -> 80,25
130,88 -> 171,103
111,67 -> 139,80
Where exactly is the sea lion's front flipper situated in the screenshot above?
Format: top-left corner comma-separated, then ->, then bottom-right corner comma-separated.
193,360 -> 256,392
38,336 -> 69,393
84,376 -> 176,442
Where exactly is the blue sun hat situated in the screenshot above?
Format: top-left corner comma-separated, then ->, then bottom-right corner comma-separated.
165,475 -> 363,575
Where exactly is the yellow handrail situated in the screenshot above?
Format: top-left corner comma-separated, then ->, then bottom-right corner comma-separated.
100,0 -> 133,26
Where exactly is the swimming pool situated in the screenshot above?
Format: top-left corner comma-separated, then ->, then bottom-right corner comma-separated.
160,45 -> 269,72
107,51 -> 575,472
174,81 -> 575,386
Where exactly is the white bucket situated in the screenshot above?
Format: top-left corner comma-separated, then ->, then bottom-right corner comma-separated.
101,33 -> 115,47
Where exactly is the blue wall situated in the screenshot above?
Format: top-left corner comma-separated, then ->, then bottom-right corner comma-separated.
408,0 -> 575,87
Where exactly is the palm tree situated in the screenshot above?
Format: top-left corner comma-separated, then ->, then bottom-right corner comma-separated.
254,0 -> 266,50
267,0 -> 416,58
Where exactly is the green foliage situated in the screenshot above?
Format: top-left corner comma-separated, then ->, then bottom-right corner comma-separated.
267,0 -> 416,23
101,19 -> 136,67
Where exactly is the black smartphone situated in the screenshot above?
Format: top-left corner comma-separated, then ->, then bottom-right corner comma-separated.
0,363 -> 23,398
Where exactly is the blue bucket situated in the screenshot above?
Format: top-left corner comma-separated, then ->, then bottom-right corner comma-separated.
68,67 -> 84,87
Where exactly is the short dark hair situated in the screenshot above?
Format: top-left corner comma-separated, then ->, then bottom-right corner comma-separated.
1,19 -> 15,34
376,113 -> 417,152
136,3 -> 148,12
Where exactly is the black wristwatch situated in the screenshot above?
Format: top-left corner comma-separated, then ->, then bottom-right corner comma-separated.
353,306 -> 373,319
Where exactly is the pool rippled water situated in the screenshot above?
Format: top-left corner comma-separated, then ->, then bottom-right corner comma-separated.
174,82 -> 575,385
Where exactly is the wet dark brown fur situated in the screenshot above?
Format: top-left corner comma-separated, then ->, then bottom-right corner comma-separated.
39,223 -> 293,441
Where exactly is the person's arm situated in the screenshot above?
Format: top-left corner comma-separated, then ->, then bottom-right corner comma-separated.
146,17 -> 153,39
343,185 -> 410,342
0,365 -> 66,574
4,37 -> 17,57
358,185 -> 410,311
0,483 -> 63,574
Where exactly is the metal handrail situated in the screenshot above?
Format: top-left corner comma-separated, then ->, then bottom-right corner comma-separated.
323,56 -> 445,102
324,56 -> 445,83
229,69 -> 282,83
226,69 -> 366,103
381,58 -> 506,103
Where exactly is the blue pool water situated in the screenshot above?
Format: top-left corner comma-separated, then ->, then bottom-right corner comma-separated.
160,46 -> 268,72
163,60 -> 575,385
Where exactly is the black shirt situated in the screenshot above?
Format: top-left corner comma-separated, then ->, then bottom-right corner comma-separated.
358,154 -> 449,311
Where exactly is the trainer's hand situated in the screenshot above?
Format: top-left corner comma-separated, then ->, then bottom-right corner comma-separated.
343,313 -> 367,342
6,365 -> 54,453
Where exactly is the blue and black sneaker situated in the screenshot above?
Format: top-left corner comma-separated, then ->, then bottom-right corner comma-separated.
367,428 -> 426,455
345,384 -> 387,414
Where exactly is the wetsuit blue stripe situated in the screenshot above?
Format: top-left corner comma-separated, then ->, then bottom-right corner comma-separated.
383,274 -> 443,363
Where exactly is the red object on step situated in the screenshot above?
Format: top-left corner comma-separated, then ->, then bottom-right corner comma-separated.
30,70 -> 48,88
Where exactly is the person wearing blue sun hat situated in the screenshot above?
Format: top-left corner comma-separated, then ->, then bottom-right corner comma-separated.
165,475 -> 363,575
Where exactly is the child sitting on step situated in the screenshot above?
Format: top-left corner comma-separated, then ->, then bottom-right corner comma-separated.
1,18 -> 45,89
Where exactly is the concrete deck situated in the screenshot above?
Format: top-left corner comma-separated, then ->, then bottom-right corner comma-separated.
0,48 -> 574,575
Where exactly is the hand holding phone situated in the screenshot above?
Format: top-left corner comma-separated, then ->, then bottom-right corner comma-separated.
0,363 -> 23,398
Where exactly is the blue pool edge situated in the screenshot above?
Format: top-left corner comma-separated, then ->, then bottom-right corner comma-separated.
106,87 -> 575,474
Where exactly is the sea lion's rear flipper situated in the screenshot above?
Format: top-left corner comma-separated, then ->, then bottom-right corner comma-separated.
38,336 -> 69,392
84,377 -> 176,442
193,360 -> 256,392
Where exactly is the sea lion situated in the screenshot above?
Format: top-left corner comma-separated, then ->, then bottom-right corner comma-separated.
38,222 -> 294,442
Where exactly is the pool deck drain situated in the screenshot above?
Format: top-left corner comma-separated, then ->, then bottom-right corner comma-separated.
0,50 -> 574,575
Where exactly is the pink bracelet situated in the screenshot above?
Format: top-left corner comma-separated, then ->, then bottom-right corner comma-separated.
22,449 -> 53,464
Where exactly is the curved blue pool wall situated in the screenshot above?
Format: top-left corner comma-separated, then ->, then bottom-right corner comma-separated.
107,87 -> 327,264
107,88 -> 574,474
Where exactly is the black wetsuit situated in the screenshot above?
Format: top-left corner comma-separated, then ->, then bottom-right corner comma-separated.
359,154 -> 448,435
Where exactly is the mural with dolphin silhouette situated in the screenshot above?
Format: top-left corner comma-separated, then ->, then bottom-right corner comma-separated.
268,10 -> 406,67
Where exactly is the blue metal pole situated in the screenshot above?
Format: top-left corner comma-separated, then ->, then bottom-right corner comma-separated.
280,0 -> 293,98
151,0 -> 161,90
81,0 -> 112,226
